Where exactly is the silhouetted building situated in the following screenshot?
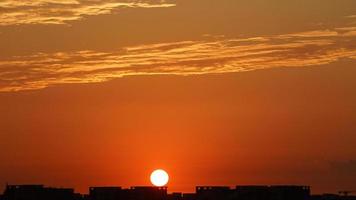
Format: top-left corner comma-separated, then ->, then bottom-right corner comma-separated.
0,184 -> 315,200
269,186 -> 310,200
194,185 -> 310,200
89,187 -> 122,200
88,186 -> 168,200
173,192 -> 201,200
167,192 -> 182,200
182,193 -> 196,200
196,186 -> 232,200
311,194 -> 340,200
129,187 -> 167,200
311,194 -> 356,200
234,186 -> 270,200
2,185 -> 79,200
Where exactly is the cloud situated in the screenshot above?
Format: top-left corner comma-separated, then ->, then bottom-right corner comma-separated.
278,30 -> 339,38
0,26 -> 355,92
346,15 -> 356,19
0,0 -> 176,25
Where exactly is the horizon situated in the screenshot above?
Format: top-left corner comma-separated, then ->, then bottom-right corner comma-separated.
0,184 -> 316,195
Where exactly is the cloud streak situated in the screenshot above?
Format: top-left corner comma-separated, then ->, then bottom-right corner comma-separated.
0,0 -> 176,25
0,27 -> 355,92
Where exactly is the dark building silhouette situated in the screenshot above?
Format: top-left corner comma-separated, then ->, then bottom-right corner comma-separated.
234,186 -> 270,200
167,192 -> 200,200
182,193 -> 196,200
310,194 -> 356,200
3,183 -> 355,200
129,187 -> 167,200
89,187 -> 122,200
2,185 -> 81,200
88,186 -> 167,200
193,185 -> 310,200
269,186 -> 310,200
167,192 -> 182,200
196,186 -> 232,200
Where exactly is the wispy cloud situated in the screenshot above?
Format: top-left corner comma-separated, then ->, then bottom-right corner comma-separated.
0,0 -> 176,25
0,27 -> 355,92
346,15 -> 356,19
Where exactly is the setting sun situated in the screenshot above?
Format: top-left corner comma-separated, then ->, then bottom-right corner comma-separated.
150,169 -> 169,187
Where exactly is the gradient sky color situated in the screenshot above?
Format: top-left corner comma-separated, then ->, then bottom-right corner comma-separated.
0,0 -> 356,194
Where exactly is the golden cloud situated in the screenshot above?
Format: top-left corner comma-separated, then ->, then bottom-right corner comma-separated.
0,27 -> 355,92
0,0 -> 176,25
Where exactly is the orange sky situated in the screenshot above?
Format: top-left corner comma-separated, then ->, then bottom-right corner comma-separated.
0,0 -> 356,195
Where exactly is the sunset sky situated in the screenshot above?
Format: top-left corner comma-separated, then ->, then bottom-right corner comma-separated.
0,0 -> 356,194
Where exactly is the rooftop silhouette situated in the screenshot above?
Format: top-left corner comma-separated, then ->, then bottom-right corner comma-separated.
1,184 -> 355,200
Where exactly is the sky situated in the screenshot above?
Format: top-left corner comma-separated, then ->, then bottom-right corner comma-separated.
0,0 -> 356,194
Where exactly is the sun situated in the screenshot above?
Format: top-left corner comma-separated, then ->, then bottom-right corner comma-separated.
150,169 -> 169,187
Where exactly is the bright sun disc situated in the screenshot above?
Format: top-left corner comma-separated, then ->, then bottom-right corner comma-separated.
150,169 -> 169,187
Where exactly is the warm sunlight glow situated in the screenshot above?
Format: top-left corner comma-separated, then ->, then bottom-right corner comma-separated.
150,169 -> 169,187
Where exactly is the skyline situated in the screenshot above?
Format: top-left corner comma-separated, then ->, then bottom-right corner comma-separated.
0,184 -> 313,195
1,0 -> 356,195
0,184 -> 315,200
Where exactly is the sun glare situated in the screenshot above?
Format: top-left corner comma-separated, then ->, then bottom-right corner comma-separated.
150,169 -> 169,187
